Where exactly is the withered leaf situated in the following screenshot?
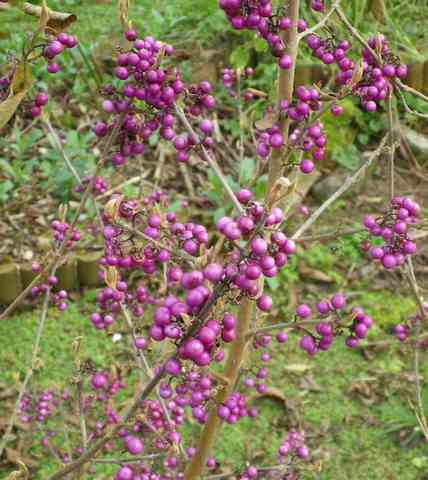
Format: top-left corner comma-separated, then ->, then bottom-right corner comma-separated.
255,111 -> 277,131
0,62 -> 33,131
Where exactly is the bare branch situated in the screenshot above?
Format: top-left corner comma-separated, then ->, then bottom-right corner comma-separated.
291,134 -> 388,240
174,104 -> 244,214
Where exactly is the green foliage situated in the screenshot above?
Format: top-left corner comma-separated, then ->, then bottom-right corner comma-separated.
357,290 -> 416,329
322,98 -> 385,169
42,129 -> 96,201
0,128 -> 44,202
3,296 -> 426,479
206,157 -> 266,221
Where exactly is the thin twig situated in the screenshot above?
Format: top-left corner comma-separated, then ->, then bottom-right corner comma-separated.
405,257 -> 428,441
386,91 -> 396,200
297,1 -> 341,42
44,118 -> 81,184
295,227 -> 364,243
93,454 -> 162,464
248,318 -> 329,337
0,284 -> 52,457
174,104 -> 244,214
291,134 -> 388,240
205,464 -> 287,480
98,174 -> 155,200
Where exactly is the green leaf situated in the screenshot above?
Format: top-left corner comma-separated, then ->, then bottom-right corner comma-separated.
411,457 -> 428,469
230,45 -> 250,69
333,144 -> 360,170
252,37 -> 268,52
213,207 -> 227,223
266,276 -> 279,290
0,179 -> 13,202
0,158 -> 17,179
357,133 -> 369,145
239,157 -> 255,184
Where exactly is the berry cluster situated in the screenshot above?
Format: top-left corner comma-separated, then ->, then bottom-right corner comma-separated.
255,87 -> 329,173
278,429 -> 310,460
94,29 -> 218,167
217,392 -> 256,423
158,371 -> 216,425
362,196 -> 420,269
306,32 -> 407,112
219,0 -> 308,70
19,389 -> 67,425
26,32 -> 78,118
393,303 -> 428,342
30,275 -> 69,310
42,32 -> 77,74
393,323 -> 410,342
222,67 -> 254,100
295,294 -> 374,354
51,219 -> 81,246
30,91 -> 49,118
74,175 -> 108,196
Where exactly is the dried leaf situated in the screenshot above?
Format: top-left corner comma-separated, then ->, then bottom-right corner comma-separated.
255,111 -> 277,131
5,460 -> 29,480
283,363 -> 313,373
38,0 -> 50,32
298,262 -> 334,283
249,386 -> 287,406
0,63 -> 33,131
246,87 -> 267,98
104,195 -> 123,220
105,266 -> 118,289
10,62 -> 32,95
118,0 -> 131,31
350,58 -> 364,86
4,2 -> 76,33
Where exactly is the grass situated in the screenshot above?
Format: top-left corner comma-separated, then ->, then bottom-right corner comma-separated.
1,274 -> 427,479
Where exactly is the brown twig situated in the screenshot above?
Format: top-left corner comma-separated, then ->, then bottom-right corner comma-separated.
174,104 -> 244,214
0,282 -> 52,457
291,134 -> 388,240
295,227 -> 364,243
405,258 -> 428,441
386,92 -> 396,200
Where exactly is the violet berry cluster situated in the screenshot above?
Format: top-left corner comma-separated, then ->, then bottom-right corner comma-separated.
393,303 -> 428,342
306,32 -> 407,112
42,32 -> 77,74
94,29 -> 218,166
74,175 -> 108,196
255,86 -> 330,174
361,196 -> 420,269
50,218 -> 81,246
219,0 -> 308,70
278,429 -> 310,461
295,294 -> 374,354
222,66 -> 255,100
28,33 -> 77,118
